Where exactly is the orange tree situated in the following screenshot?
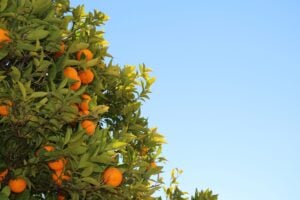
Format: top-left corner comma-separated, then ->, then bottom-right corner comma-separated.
0,0 -> 217,199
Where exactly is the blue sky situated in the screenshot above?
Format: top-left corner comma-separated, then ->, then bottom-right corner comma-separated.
71,1 -> 300,199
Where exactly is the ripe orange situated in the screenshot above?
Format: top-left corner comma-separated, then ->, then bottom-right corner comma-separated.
78,68 -> 94,84
63,66 -> 79,80
0,28 -> 11,45
57,193 -> 65,200
48,158 -> 66,171
0,169 -> 8,182
55,43 -> 66,58
44,145 -> 55,152
146,161 -> 157,171
81,94 -> 92,101
63,67 -> 81,91
70,77 -> 81,91
79,94 -> 91,113
0,105 -> 9,116
52,170 -> 70,186
35,145 -> 55,156
149,162 -> 157,168
79,94 -> 91,111
8,178 -> 27,193
76,49 -> 93,61
140,147 -> 149,156
81,120 -> 96,136
79,101 -> 89,112
79,110 -> 90,116
103,167 -> 123,187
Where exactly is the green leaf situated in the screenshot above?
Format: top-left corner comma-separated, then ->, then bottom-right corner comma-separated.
67,145 -> 87,155
69,130 -> 85,143
0,50 -> 8,60
78,154 -> 90,168
0,193 -> 9,200
62,59 -> 81,67
9,67 -> 21,82
0,76 -> 6,81
70,192 -> 80,200
48,65 -> 57,81
31,0 -> 51,15
86,58 -> 99,67
15,189 -> 30,200
106,141 -> 127,150
37,60 -> 52,72
81,177 -> 100,186
16,42 -> 36,51
58,78 -> 68,89
26,30 -> 49,41
68,41 -> 89,54
91,105 -> 109,115
81,166 -> 94,177
90,153 -> 113,164
0,0 -> 7,11
17,81 -> 26,99
63,127 -> 72,146
28,92 -> 48,100
152,133 -> 167,144
1,186 -> 10,197
105,66 -> 120,77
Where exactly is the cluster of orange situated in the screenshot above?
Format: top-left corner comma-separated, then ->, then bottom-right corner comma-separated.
62,48 -> 94,91
0,28 -> 125,198
48,44 -> 123,191
51,41 -> 124,190
0,28 -> 27,195
42,146 -> 71,187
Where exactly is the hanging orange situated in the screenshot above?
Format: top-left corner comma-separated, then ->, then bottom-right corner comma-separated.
43,145 -> 55,152
55,42 -> 66,58
81,94 -> 92,101
81,120 -> 96,136
70,77 -> 81,91
103,167 -> 123,187
79,101 -> 89,112
0,28 -> 11,45
79,94 -> 91,111
0,169 -> 8,182
57,193 -> 65,200
52,170 -> 70,186
35,145 -> 55,156
76,49 -> 93,61
8,177 -> 27,193
0,105 -> 9,116
48,158 -> 66,171
149,162 -> 157,168
63,66 -> 79,80
63,67 -> 81,91
79,69 -> 94,84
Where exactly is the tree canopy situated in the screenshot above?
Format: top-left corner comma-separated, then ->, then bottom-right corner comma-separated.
0,0 -> 217,199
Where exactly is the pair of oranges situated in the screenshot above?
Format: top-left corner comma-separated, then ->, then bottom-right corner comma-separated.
63,66 -> 94,91
42,146 -> 70,186
81,120 -> 97,136
62,48 -> 95,91
0,169 -> 27,193
78,94 -> 91,116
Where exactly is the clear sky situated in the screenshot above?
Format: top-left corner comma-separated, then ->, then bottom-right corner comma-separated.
71,1 -> 300,199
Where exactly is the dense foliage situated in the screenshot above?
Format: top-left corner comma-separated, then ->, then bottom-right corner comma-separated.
0,0 -> 217,199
